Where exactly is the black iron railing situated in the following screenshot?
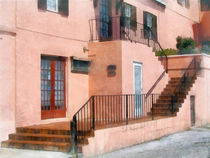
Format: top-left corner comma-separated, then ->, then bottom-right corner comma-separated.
89,16 -> 168,71
70,94 -> 160,150
170,57 -> 200,113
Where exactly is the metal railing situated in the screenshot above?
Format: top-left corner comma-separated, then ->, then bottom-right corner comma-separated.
170,57 -> 200,113
89,16 -> 168,71
70,94 -> 160,150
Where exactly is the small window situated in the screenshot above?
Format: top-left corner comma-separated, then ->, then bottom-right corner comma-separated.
47,0 -> 58,12
201,0 -> 210,11
71,57 -> 91,74
143,11 -> 157,40
38,0 -> 69,16
121,2 -> 137,29
177,0 -> 190,9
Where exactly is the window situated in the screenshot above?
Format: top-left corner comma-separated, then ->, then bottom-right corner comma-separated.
177,0 -> 190,9
71,57 -> 91,74
201,41 -> 210,54
143,11 -> 157,40
38,0 -> 69,16
100,0 -> 111,39
154,0 -> 166,7
121,2 -> 137,29
47,0 -> 58,12
201,0 -> 210,11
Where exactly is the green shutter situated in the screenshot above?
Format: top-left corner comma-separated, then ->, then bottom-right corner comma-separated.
130,5 -> 137,29
116,0 -> 123,15
59,0 -> 69,16
38,0 -> 46,10
152,15 -> 157,40
94,0 -> 98,8
185,0 -> 190,8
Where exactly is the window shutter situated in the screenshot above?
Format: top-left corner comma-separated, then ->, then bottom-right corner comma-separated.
38,0 -> 47,10
152,15 -> 157,40
116,0 -> 123,15
185,0 -> 190,8
130,5 -> 137,29
120,3 -> 126,27
94,0 -> 98,8
59,0 -> 69,16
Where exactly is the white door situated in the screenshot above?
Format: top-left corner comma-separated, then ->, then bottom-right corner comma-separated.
133,62 -> 143,117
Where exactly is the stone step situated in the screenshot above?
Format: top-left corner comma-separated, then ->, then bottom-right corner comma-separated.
1,140 -> 72,152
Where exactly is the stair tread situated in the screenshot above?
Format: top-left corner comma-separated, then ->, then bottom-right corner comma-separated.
2,140 -> 70,146
10,133 -> 70,138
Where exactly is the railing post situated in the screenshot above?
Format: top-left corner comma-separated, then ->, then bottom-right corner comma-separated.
92,96 -> 95,130
147,30 -> 150,47
126,95 -> 128,125
171,96 -> 174,115
70,116 -> 77,154
152,94 -> 154,120
166,57 -> 168,73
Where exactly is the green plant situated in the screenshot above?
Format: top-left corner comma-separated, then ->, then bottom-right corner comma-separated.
156,48 -> 178,56
176,36 -> 196,50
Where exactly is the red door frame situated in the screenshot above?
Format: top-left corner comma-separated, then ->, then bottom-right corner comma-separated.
41,56 -> 66,120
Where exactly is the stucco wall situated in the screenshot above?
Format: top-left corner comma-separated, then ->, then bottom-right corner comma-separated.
82,54 -> 210,157
88,41 -> 122,95
124,0 -> 200,49
82,92 -> 191,157
15,29 -> 89,127
0,35 -> 16,141
121,41 -> 168,94
200,11 -> 210,41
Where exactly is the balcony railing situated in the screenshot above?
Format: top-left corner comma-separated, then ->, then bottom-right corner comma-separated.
89,16 -> 158,48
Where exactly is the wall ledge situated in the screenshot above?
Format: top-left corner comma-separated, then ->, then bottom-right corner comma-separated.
0,25 -> 16,36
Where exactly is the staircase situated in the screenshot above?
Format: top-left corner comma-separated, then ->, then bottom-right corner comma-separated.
1,122 -> 93,152
152,57 -> 200,116
153,77 -> 196,116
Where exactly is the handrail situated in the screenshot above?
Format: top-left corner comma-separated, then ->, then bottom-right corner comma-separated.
170,57 -> 200,114
145,25 -> 168,72
146,70 -> 166,98
70,93 -> 160,152
89,16 -> 168,72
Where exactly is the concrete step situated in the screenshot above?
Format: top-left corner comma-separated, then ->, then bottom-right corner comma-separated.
1,140 -> 72,152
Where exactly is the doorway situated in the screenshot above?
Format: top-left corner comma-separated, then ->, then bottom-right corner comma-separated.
133,62 -> 143,117
190,95 -> 195,126
41,56 -> 66,119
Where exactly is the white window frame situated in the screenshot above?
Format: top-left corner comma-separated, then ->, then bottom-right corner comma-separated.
47,0 -> 58,13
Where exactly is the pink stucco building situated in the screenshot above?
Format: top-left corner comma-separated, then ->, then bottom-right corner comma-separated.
0,0 -> 210,157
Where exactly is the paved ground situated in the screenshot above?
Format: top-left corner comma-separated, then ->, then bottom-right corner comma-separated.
0,125 -> 210,158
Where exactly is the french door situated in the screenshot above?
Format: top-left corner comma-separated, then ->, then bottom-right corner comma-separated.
41,56 -> 66,119
99,0 -> 111,40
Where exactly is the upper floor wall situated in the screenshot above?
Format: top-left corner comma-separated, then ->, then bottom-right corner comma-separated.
0,0 -> 201,48
15,0 -> 95,42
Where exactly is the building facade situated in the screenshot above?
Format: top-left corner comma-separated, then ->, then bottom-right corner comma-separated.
0,0 -> 210,156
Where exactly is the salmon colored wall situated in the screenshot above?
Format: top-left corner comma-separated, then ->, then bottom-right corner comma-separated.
8,0 -> 95,127
16,0 -> 94,42
0,35 -> 16,141
82,54 -> 210,157
0,0 -> 16,27
0,0 -> 16,142
121,41 -> 168,94
15,29 -> 89,127
88,41 -> 122,95
82,92 -> 192,157
200,11 -> 210,41
124,0 -> 200,49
